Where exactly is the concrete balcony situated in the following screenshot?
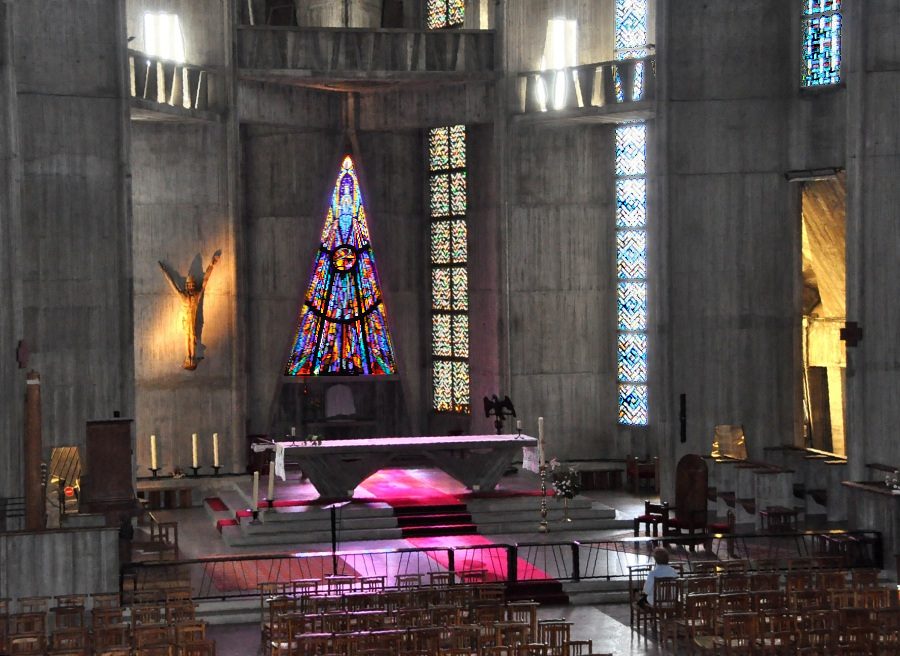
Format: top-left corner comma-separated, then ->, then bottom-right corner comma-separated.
129,50 -> 224,122
514,56 -> 656,126
237,27 -> 496,88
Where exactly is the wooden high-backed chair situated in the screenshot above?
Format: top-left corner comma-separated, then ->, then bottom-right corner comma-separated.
665,454 -> 709,545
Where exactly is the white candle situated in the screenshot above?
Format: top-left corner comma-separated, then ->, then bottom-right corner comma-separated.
538,416 -> 545,467
213,433 -> 220,468
267,463 -> 275,502
150,434 -> 158,470
291,425 -> 296,437
516,419 -> 523,430
191,433 -> 199,468
252,471 -> 260,511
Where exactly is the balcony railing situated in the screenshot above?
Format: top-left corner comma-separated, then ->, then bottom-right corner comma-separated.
120,529 -> 882,601
237,27 -> 495,80
516,56 -> 655,116
128,50 -> 223,119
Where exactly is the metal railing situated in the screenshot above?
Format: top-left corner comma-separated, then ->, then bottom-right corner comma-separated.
128,50 -> 223,115
237,27 -> 495,76
121,529 -> 882,601
516,56 -> 655,115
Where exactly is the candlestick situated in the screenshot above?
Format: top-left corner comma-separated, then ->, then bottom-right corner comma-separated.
213,432 -> 219,468
267,462 -> 275,507
539,464 -> 549,533
291,425 -> 296,438
191,433 -> 198,469
252,471 -> 260,511
150,434 -> 158,471
538,416 -> 545,467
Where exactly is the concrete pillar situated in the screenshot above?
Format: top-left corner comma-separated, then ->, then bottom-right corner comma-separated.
24,370 -> 43,531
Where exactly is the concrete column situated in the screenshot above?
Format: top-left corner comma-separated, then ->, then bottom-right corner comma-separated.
24,370 -> 43,531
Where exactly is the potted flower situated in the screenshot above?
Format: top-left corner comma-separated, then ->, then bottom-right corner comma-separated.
549,458 -> 582,521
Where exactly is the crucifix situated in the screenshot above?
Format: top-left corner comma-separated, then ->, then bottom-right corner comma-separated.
159,250 -> 222,370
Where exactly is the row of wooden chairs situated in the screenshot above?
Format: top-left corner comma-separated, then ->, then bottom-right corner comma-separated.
0,595 -> 120,616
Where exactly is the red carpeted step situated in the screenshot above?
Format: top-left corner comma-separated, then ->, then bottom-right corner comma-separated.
216,518 -> 238,533
396,512 -> 473,528
205,497 -> 229,512
400,523 -> 478,538
391,503 -> 469,515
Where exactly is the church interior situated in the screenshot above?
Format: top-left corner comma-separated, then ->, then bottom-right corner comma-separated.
1,0 -> 900,654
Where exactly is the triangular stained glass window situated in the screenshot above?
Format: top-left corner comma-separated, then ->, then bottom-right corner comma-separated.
284,155 -> 397,376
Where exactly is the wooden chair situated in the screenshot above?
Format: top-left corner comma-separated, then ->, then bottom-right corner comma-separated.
92,607 -> 125,628
718,592 -> 752,614
756,611 -> 796,655
49,628 -> 89,651
131,604 -> 164,626
850,568 -> 880,588
17,597 -> 50,614
626,455 -> 659,495
493,621 -> 530,649
536,620 -> 570,656
133,624 -> 171,648
673,592 -> 717,652
135,646 -> 174,656
90,593 -> 120,609
93,623 -> 131,649
181,640 -> 216,656
174,620 -> 206,645
359,575 -> 386,591
325,574 -> 356,595
563,639 -> 593,655
633,500 -> 669,537
748,572 -> 781,591
627,563 -> 653,631
752,589 -> 787,612
715,612 -> 758,656
51,605 -> 85,630
8,633 -> 45,655
8,612 -> 45,636
506,601 -> 539,639
165,601 -> 196,624
719,573 -> 749,593
429,571 -> 454,587
396,573 -> 423,589
458,569 -> 488,585
683,576 -> 717,594
653,577 -> 682,647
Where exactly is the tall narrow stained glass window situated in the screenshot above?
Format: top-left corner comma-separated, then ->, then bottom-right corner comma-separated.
429,125 -> 469,413
615,0 -> 649,425
284,155 -> 397,376
801,0 -> 841,87
427,0 -> 465,30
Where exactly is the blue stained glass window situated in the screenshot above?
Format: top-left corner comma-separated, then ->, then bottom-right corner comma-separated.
801,0 -> 841,87
618,333 -> 647,383
617,230 -> 647,279
617,282 -> 647,332
619,384 -> 648,425
615,124 -> 647,176
615,0 -> 648,56
616,179 -> 647,227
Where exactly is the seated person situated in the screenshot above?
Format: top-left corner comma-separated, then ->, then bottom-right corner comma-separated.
639,547 -> 678,607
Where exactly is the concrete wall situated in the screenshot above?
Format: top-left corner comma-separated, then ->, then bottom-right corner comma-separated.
845,0 -> 900,477
656,0 -> 797,488
0,527 -> 119,598
4,0 -> 134,494
126,0 -> 226,66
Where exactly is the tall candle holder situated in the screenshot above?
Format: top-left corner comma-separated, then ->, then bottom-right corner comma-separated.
250,509 -> 261,524
190,467 -> 200,477
149,467 -> 160,478
538,464 -> 549,533
212,466 -> 221,476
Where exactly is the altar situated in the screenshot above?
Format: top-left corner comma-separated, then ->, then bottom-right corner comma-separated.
253,434 -> 538,500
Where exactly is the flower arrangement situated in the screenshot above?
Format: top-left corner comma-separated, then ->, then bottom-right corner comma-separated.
549,458 -> 582,499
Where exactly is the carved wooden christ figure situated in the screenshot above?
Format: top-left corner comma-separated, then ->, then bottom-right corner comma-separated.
159,250 -> 222,370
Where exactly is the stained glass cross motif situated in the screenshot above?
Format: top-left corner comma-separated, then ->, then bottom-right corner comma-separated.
284,155 -> 397,376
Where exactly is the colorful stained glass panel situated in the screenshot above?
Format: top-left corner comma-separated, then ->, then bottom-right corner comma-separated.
448,0 -> 465,26
617,230 -> 647,279
451,220 -> 467,263
433,314 -> 452,357
616,124 -> 646,176
617,281 -> 647,331
284,155 -> 397,376
430,174 -> 449,217
450,125 -> 466,168
616,178 -> 646,227
431,221 -> 451,265
453,315 -> 469,358
802,13 -> 841,87
433,360 -> 453,411
450,172 -> 466,215
615,0 -> 648,55
433,269 -> 451,310
618,333 -> 647,383
618,384 -> 648,425
429,127 -> 449,170
452,361 -> 470,410
451,267 -> 468,311
803,0 -> 840,15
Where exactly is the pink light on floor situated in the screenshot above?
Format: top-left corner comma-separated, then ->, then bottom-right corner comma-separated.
356,468 -> 466,506
407,535 -> 553,581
